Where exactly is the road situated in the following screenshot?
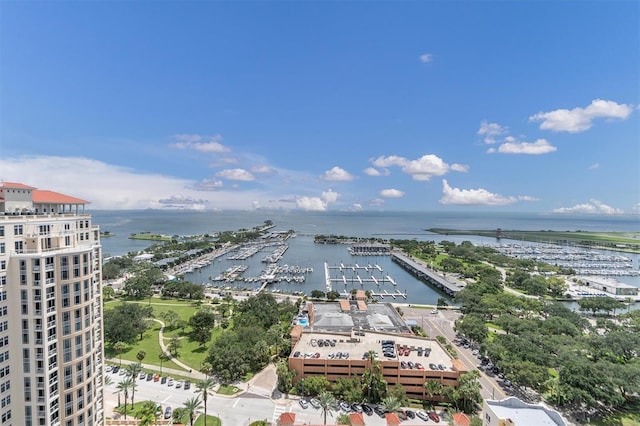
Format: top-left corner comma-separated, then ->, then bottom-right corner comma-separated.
399,305 -> 508,401
104,368 -> 448,425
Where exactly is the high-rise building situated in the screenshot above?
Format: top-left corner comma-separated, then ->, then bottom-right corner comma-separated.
0,182 -> 104,426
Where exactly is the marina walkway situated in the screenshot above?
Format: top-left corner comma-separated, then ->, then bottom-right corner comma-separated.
391,250 -> 465,296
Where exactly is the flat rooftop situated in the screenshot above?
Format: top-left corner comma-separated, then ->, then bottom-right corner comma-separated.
308,302 -> 412,334
293,330 -> 456,371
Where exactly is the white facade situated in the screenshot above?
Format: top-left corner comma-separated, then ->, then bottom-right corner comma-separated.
0,183 -> 104,426
483,397 -> 567,426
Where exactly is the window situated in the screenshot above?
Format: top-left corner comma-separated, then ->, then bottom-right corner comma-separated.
0,261 -> 4,271
13,225 -> 23,235
63,339 -> 71,363
14,241 -> 23,252
0,226 -> 4,237
0,243 -> 4,254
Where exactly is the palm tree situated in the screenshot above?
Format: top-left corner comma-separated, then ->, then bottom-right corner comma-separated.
424,380 -> 443,400
196,377 -> 216,426
136,400 -> 159,426
183,396 -> 203,426
116,377 -> 134,419
317,391 -> 336,425
380,395 -> 401,414
136,350 -> 147,363
126,362 -> 143,407
200,361 -> 213,377
158,352 -> 169,375
113,341 -> 127,367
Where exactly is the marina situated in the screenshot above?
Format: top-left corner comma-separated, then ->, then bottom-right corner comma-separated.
324,262 -> 407,299
492,243 -> 640,276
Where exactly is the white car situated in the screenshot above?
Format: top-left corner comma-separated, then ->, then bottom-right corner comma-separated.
309,398 -> 320,409
167,378 -> 174,386
416,411 -> 429,421
175,381 -> 182,388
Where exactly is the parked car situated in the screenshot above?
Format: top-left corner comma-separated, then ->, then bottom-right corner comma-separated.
105,365 -> 112,373
374,405 -> 386,418
139,372 -> 146,380
160,376 -> 167,384
167,378 -> 174,386
153,374 -> 160,382
293,351 -> 300,358
429,411 -> 441,422
309,398 -> 320,409
405,409 -> 416,419
111,366 -> 119,374
164,406 -> 172,419
299,398 -> 309,409
416,411 -> 429,421
350,403 -> 363,413
184,380 -> 191,390
146,373 -> 153,381
361,404 -> 373,416
175,381 -> 182,389
339,401 -> 350,412
155,405 -> 162,417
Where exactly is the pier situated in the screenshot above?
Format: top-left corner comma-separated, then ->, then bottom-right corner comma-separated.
324,262 -> 403,295
391,250 -> 465,296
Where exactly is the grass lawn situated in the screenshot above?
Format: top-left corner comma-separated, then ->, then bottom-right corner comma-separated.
216,384 -> 241,395
104,298 -> 229,374
193,414 -> 221,426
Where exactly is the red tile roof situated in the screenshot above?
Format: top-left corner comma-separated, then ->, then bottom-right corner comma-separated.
385,412 -> 401,425
32,190 -> 88,205
349,412 -> 366,425
0,182 -> 36,189
277,412 -> 296,425
453,412 -> 472,426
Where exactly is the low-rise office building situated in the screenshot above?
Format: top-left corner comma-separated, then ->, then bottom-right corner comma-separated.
483,397 -> 567,426
288,301 -> 466,400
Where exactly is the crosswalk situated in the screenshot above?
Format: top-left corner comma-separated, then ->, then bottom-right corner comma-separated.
272,404 -> 293,424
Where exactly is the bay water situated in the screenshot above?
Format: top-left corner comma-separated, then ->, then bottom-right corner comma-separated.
93,210 -> 640,306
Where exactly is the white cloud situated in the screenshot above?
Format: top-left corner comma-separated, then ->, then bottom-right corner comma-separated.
172,134 -> 230,152
215,168 -> 255,181
350,203 -> 363,211
372,155 -> 408,168
380,188 -> 405,198
551,199 -> 624,215
488,138 -> 557,155
477,121 -> 508,144
251,165 -> 277,175
419,53 -> 433,63
369,198 -> 385,206
364,167 -> 388,176
439,179 -> 536,206
322,166 -> 355,181
321,189 -> 340,203
191,179 -> 224,191
588,163 -> 600,170
296,196 -> 327,211
402,154 -> 458,181
450,163 -> 469,173
529,99 -> 634,133
0,155 -> 279,210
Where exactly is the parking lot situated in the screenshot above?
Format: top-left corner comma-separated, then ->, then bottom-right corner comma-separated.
105,366 -> 449,425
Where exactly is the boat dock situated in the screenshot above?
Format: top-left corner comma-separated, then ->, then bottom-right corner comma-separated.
391,250 -> 465,296
324,262 -> 401,294
339,289 -> 406,299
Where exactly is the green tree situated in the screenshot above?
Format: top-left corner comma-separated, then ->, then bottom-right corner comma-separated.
424,380 -> 443,400
168,336 -> 182,357
126,362 -> 143,407
189,308 -> 217,346
158,352 -> 169,375
136,400 -> 159,426
276,360 -> 295,393
117,377 -> 134,419
455,314 -> 488,343
104,302 -> 154,344
113,341 -> 127,367
317,391 -> 336,425
380,395 -> 401,414
196,378 -> 216,426
136,350 -> 147,363
183,396 -> 203,426
310,290 -> 325,299
102,285 -> 116,300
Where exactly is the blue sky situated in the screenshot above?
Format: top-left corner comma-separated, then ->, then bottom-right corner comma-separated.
1,1 -> 638,213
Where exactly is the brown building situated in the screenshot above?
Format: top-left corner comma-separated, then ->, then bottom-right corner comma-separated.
289,302 -> 466,401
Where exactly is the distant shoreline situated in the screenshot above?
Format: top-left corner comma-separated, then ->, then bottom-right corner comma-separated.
427,228 -> 640,254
